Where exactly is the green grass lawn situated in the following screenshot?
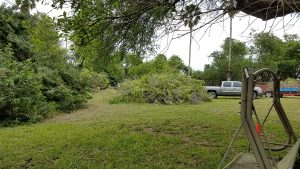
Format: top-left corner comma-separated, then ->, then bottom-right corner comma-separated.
0,91 -> 299,169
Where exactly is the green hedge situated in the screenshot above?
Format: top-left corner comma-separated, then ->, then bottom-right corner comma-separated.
111,73 -> 210,104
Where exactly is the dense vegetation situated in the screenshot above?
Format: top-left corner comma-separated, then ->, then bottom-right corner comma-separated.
0,5 -> 108,123
198,34 -> 300,84
111,73 -> 210,104
49,0 -> 300,84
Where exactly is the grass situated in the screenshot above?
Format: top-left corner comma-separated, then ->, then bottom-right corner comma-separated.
0,90 -> 299,169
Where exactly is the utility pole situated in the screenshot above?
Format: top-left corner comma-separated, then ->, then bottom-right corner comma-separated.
227,0 -> 235,81
188,24 -> 192,76
227,14 -> 233,81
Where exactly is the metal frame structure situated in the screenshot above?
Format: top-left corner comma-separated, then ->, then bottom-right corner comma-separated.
222,68 -> 300,169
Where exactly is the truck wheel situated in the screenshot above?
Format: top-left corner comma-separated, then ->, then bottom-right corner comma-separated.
252,92 -> 257,99
265,91 -> 273,98
207,91 -> 217,99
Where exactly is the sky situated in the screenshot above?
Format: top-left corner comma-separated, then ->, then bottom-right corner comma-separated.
1,0 -> 299,71
158,13 -> 300,70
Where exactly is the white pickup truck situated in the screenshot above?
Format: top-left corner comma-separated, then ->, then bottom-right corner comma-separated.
205,81 -> 263,99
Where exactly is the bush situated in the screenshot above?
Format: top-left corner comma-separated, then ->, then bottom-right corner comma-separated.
110,73 -> 210,104
0,46 -> 92,122
79,69 -> 109,90
0,9 -> 94,124
0,50 -> 56,122
39,66 -> 91,113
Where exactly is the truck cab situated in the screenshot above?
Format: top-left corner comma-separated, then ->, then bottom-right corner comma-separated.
205,81 -> 263,99
221,81 -> 242,96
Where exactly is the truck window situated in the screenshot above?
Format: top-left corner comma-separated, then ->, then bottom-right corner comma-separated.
223,82 -> 232,87
233,82 -> 242,87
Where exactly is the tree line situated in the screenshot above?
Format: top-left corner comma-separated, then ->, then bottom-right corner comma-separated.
195,33 -> 300,85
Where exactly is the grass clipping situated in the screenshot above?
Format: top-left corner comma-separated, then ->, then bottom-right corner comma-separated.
110,73 -> 211,104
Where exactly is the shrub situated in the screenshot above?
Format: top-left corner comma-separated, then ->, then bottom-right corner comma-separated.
39,66 -> 90,113
79,69 -> 109,90
110,73 -> 210,104
0,50 -> 55,122
0,45 -> 92,122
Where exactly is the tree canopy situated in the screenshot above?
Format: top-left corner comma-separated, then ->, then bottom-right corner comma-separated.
51,0 -> 300,56
202,32 -> 300,83
49,0 -> 300,81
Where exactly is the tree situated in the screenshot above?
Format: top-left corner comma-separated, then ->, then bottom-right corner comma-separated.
47,1 -> 223,55
168,55 -> 188,74
0,5 -> 32,61
284,34 -> 299,42
278,38 -> 300,79
191,70 -> 204,80
203,38 -> 251,82
250,32 -> 285,70
127,54 -> 188,78
123,53 -> 143,76
15,0 -> 40,15
51,0 -> 300,55
29,13 -> 66,68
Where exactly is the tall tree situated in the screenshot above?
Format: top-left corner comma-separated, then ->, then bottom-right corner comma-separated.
250,32 -> 285,70
278,37 -> 300,79
29,13 -> 66,68
203,38 -> 251,82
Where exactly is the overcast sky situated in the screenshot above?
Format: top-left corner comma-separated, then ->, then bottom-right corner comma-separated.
159,13 -> 300,70
1,0 -> 299,70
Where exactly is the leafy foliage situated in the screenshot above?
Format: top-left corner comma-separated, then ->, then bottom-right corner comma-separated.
110,73 -> 210,104
168,55 -> 188,74
15,0 -> 40,15
0,46 -> 55,122
51,0 -> 300,57
278,38 -> 300,79
202,33 -> 300,83
52,0 -> 227,56
73,41 -> 125,85
127,54 -> 187,79
0,5 -> 32,61
79,69 -> 109,90
250,32 -> 285,70
202,38 -> 251,82
0,6 -> 105,123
